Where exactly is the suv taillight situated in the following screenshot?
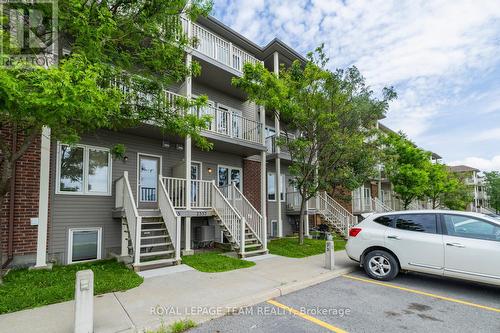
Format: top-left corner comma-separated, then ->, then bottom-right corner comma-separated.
349,227 -> 362,237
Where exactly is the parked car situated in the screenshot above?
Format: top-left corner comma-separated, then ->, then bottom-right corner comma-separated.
346,210 -> 500,286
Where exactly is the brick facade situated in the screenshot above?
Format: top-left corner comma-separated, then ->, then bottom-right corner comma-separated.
330,186 -> 353,214
243,159 -> 261,212
0,126 -> 41,262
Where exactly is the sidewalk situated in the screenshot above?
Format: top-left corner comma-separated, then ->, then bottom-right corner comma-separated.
0,251 -> 358,333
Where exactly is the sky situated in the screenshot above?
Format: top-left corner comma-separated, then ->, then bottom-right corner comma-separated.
211,0 -> 500,171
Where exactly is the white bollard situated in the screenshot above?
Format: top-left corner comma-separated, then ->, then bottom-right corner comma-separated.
325,234 -> 335,270
74,270 -> 94,333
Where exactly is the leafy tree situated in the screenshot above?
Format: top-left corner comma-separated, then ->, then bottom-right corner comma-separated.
234,46 -> 395,244
383,132 -> 431,209
0,0 -> 212,276
485,171 -> 500,213
441,174 -> 473,211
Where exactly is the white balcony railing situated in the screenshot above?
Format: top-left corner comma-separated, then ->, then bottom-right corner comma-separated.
183,18 -> 262,73
196,104 -> 263,144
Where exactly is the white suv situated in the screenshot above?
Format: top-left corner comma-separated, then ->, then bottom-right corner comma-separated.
346,210 -> 500,285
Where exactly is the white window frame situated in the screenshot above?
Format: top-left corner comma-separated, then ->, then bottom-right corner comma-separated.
67,227 -> 102,264
56,143 -> 112,196
267,172 -> 276,201
280,174 -> 286,201
270,220 -> 278,237
217,165 -> 243,189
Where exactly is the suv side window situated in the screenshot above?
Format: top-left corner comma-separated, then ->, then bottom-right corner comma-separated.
443,214 -> 500,242
395,214 -> 437,234
374,215 -> 394,227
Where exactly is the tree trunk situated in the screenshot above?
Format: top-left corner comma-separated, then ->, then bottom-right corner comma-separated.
298,196 -> 306,245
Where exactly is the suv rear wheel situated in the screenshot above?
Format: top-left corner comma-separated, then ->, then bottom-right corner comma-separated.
363,250 -> 399,281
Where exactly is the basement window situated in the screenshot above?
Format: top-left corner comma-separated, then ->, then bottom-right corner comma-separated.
68,228 -> 102,264
56,143 -> 112,195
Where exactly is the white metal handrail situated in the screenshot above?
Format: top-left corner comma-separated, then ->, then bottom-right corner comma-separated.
372,197 -> 393,213
212,182 -> 245,253
191,179 -> 213,209
158,175 -> 181,261
223,183 -> 264,245
319,192 -> 358,237
286,192 -> 301,211
195,104 -> 263,144
162,177 -> 187,208
162,177 -> 213,209
188,20 -> 261,73
115,171 -> 142,265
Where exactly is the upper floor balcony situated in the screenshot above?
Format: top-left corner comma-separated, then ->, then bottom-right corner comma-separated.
165,90 -> 264,148
265,134 -> 292,161
181,18 -> 262,75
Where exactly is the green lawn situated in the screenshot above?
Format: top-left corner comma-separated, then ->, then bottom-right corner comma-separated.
0,259 -> 143,314
182,251 -> 255,273
268,236 -> 346,258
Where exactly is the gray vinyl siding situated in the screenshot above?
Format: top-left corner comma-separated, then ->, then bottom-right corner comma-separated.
192,81 -> 258,121
266,161 -> 295,236
48,129 -> 246,264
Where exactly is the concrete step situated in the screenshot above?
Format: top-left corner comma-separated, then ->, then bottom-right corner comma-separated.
241,249 -> 268,258
134,258 -> 178,271
140,250 -> 175,258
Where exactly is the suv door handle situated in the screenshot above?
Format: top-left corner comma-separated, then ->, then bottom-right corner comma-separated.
446,242 -> 465,248
387,235 -> 400,240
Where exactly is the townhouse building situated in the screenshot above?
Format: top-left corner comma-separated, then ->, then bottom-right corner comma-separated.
1,15 -> 355,271
448,165 -> 492,213
351,123 -> 442,216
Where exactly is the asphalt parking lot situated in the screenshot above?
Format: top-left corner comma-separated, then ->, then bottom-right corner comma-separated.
191,268 -> 500,332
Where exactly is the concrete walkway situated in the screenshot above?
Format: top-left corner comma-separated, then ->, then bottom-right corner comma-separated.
0,251 -> 358,333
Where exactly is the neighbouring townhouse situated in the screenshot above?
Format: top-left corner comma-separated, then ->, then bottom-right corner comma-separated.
448,165 -> 493,213
1,15 -> 357,271
351,123 -> 443,216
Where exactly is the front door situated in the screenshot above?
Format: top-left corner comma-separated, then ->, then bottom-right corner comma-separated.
138,155 -> 160,209
442,214 -> 500,284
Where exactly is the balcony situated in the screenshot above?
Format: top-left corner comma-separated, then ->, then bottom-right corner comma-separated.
114,77 -> 264,147
265,134 -> 292,160
182,18 -> 262,74
195,104 -> 263,145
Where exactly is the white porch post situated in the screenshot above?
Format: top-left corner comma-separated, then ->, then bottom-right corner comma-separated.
35,127 -> 51,268
260,105 -> 267,250
273,51 -> 283,237
183,39 -> 194,255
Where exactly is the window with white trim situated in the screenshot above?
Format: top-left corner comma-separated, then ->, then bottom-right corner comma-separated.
57,143 -> 111,195
267,172 -> 276,201
280,174 -> 286,201
68,228 -> 102,264
218,165 -> 242,190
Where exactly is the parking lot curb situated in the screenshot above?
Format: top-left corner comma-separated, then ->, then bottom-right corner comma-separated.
212,265 -> 358,319
277,266 -> 358,296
